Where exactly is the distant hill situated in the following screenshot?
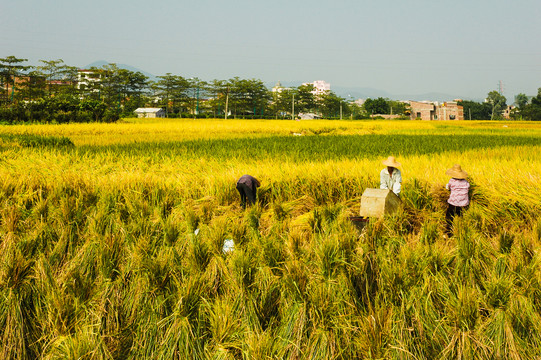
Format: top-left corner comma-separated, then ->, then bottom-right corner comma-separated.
83,60 -> 157,80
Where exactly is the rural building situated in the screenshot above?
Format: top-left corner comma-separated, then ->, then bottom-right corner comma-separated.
434,101 -> 463,120
502,105 -> 515,119
1,76 -> 36,99
370,114 -> 403,119
409,101 -> 435,120
302,80 -> 331,97
134,107 -> 165,118
298,112 -> 322,120
1,75 -> 71,101
77,69 -> 101,92
409,100 -> 464,120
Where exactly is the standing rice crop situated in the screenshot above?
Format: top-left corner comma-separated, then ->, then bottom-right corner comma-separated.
1,120 -> 541,358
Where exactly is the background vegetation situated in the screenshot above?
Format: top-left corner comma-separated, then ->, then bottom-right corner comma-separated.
3,56 -> 541,123
1,119 -> 541,359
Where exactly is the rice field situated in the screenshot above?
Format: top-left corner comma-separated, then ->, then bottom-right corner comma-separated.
1,118 -> 541,359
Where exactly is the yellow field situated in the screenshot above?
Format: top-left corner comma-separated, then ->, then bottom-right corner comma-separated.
1,118 -> 540,145
1,119 -> 541,358
1,119 -> 540,209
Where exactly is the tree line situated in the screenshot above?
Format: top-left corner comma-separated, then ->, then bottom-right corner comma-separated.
2,55 -> 541,123
0,56 -> 366,123
0,56 -> 411,123
459,90 -> 541,120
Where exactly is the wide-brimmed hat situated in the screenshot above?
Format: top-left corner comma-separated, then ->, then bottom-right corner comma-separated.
382,156 -> 401,168
446,164 -> 468,179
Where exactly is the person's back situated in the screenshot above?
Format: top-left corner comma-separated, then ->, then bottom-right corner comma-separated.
446,178 -> 470,207
236,174 -> 260,208
445,164 -> 469,236
237,174 -> 260,190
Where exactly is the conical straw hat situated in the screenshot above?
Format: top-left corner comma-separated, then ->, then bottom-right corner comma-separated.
446,164 -> 468,179
382,156 -> 401,168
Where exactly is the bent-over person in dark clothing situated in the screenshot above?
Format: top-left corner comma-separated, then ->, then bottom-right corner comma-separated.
236,174 -> 260,209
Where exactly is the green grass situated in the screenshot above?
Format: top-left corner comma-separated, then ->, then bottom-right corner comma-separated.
0,133 -> 73,148
75,133 -> 541,161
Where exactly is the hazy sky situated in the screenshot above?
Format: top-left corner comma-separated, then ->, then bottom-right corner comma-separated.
2,0 -> 540,100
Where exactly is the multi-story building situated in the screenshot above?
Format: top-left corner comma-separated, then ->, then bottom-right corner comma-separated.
302,80 -> 331,97
77,69 -> 102,92
409,100 -> 464,120
271,81 -> 290,93
502,105 -> 515,119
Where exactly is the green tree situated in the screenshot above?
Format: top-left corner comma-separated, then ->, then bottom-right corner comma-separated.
18,70 -> 46,101
521,88 -> 541,120
118,68 -> 148,113
79,99 -> 108,122
187,77 -> 208,117
0,56 -> 32,102
515,93 -> 529,109
245,79 -> 270,118
486,90 -> 507,120
206,79 -> 229,118
98,64 -> 149,113
458,100 -> 492,120
295,84 -> 316,114
152,73 -> 191,116
363,97 -> 390,115
319,91 -> 345,118
387,100 -> 409,115
36,59 -> 78,96
228,77 -> 270,118
349,101 -> 366,119
509,93 -> 529,120
274,88 -> 295,119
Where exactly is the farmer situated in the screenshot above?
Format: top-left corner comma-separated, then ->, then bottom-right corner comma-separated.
445,164 -> 470,236
236,174 -> 260,209
380,156 -> 402,196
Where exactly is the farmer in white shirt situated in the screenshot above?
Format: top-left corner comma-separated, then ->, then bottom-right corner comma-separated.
380,156 -> 402,196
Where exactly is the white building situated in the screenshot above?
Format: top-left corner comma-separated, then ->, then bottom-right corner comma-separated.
272,81 -> 292,93
298,112 -> 322,120
134,108 -> 165,118
77,69 -> 101,91
302,80 -> 331,97
353,99 -> 365,107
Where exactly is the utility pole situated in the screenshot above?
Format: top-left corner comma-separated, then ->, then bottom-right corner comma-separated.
340,103 -> 342,120
292,93 -> 295,120
196,86 -> 200,116
225,86 -> 229,120
193,86 -> 197,119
